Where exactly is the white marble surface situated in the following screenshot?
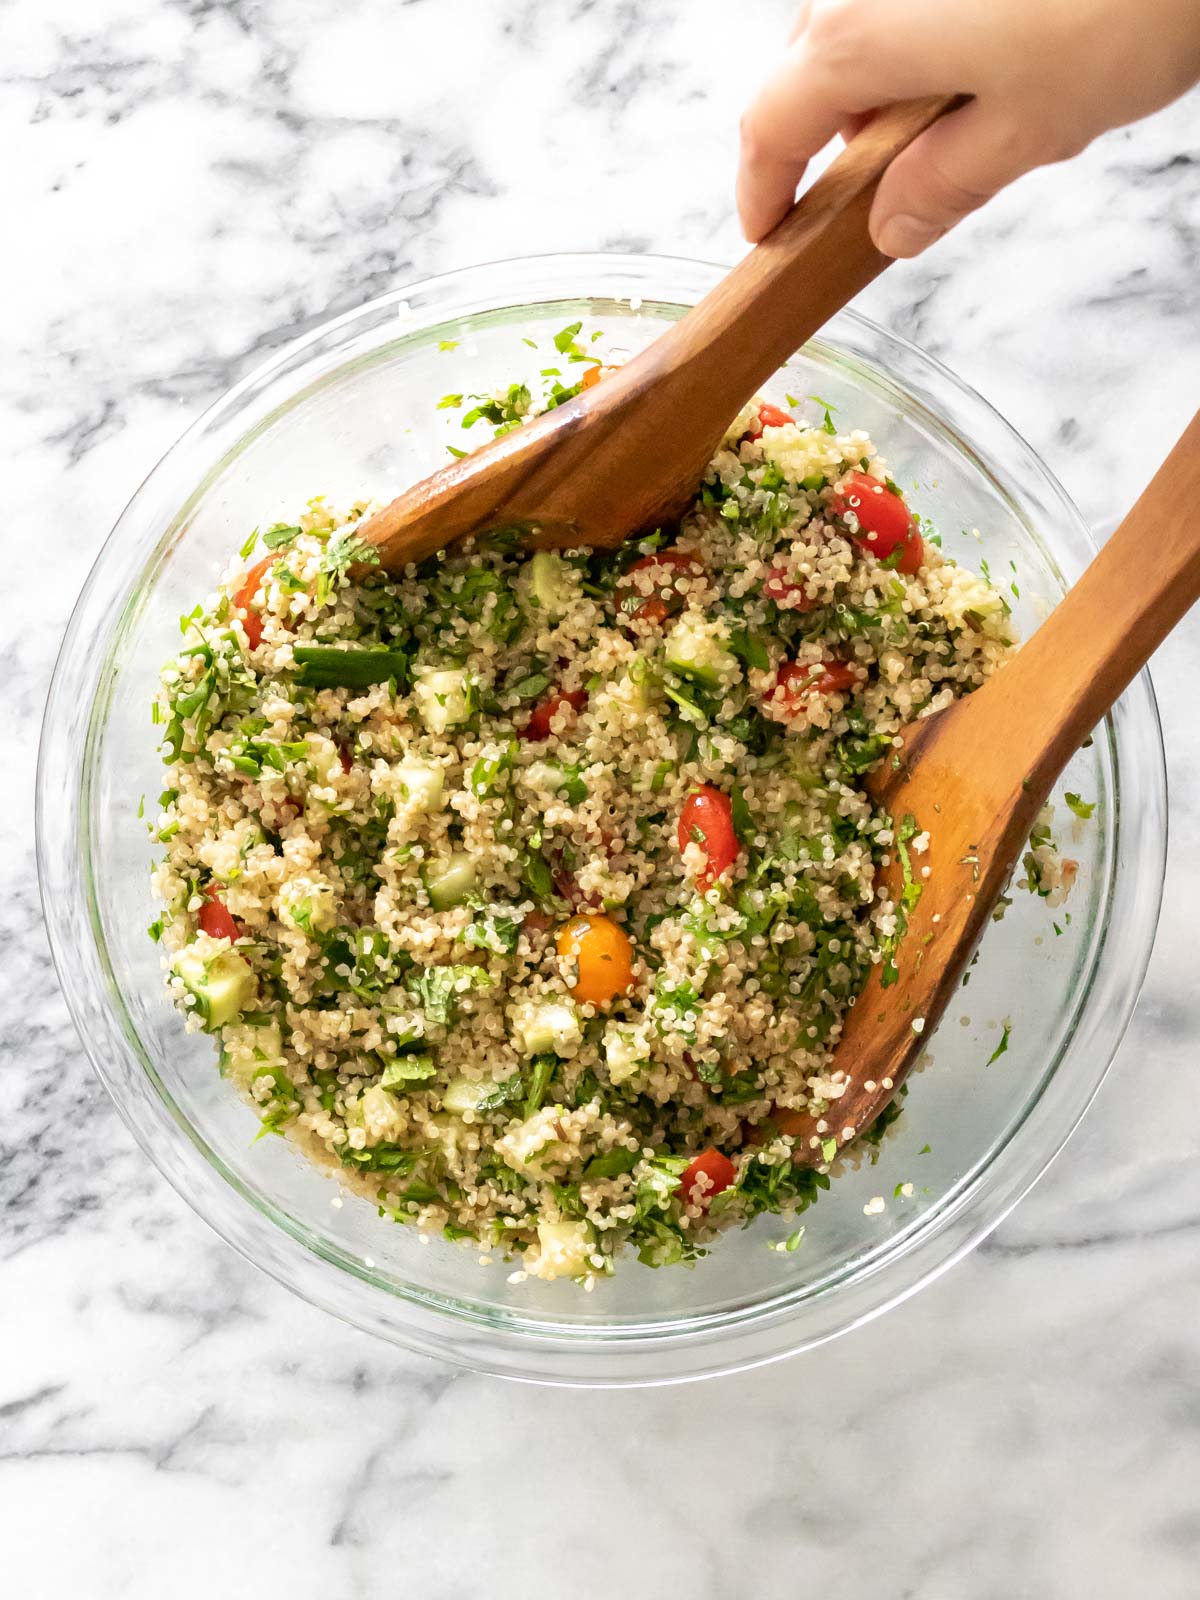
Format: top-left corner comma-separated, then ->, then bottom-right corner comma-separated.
4,1 -> 1200,1592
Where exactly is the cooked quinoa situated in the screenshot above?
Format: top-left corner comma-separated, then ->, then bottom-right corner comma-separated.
148,339 -> 1028,1284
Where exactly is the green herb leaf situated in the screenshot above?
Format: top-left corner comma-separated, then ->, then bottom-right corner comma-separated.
460,908 -> 524,955
730,784 -> 754,845
524,1053 -> 558,1118
263,523 -> 302,551
408,964 -> 493,1026
809,394 -> 837,434
553,320 -> 584,355
474,1073 -> 525,1114
470,743 -> 517,799
314,531 -> 380,607
986,1023 -> 1012,1066
728,628 -> 770,671
339,1144 -> 424,1173
521,842 -> 556,905
583,1147 -> 640,1181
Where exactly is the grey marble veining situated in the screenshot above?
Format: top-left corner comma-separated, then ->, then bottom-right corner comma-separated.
3,1 -> 1200,1593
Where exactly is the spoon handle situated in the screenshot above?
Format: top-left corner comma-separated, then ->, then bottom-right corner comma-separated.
621,96 -> 968,457
361,96 -> 965,567
968,409 -> 1200,792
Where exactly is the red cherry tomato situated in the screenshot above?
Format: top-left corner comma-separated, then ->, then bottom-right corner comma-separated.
830,471 -> 924,575
744,402 -> 794,442
233,555 -> 276,650
765,658 -> 859,722
198,894 -> 241,942
678,1147 -> 737,1210
677,786 -> 739,891
618,548 -> 704,626
763,564 -> 820,611
522,688 -> 588,742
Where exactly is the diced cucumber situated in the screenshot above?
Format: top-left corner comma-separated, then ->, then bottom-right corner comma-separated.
172,945 -> 257,1030
413,666 -> 471,735
605,659 -> 657,718
428,1111 -> 463,1158
379,1054 -> 437,1088
497,1106 -> 560,1170
393,759 -> 444,812
307,734 -> 347,788
526,550 -> 579,619
513,999 -> 581,1057
278,879 -> 337,935
603,1022 -> 648,1085
441,1075 -> 494,1115
664,617 -> 736,688
533,1219 -> 594,1280
425,852 -> 477,910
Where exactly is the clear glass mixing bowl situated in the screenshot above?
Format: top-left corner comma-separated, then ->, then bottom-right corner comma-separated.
38,254 -> 1166,1385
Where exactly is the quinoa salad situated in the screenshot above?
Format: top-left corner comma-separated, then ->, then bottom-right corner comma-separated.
147,333 -> 1074,1285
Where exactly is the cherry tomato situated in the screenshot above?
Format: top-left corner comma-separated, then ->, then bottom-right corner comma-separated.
522,688 -> 588,742
580,363 -> 617,391
198,894 -> 241,942
830,471 -> 924,575
744,402 -> 794,442
233,555 -> 276,650
557,914 -> 634,1006
617,548 -> 704,626
678,1147 -> 737,1210
763,564 -> 820,611
677,786 -> 739,891
765,658 -> 859,723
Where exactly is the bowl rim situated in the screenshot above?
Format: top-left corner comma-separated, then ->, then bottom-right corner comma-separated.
37,251 -> 1167,1385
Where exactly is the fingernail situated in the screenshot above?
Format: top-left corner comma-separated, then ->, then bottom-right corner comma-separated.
875,214 -> 945,259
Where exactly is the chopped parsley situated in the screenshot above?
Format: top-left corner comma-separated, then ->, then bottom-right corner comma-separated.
986,1024 -> 1012,1066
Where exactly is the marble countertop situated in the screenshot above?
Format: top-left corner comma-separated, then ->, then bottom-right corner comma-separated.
5,1 -> 1199,1593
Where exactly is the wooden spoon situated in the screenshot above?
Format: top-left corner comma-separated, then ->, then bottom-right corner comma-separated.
358,94 -> 965,567
776,409 -> 1200,1163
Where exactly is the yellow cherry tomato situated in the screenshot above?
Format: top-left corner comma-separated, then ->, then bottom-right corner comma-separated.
556,914 -> 634,1006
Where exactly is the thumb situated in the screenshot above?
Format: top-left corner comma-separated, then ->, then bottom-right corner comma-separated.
869,98 -> 1046,258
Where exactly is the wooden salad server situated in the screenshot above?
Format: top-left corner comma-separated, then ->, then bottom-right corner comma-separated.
777,409 -> 1200,1161
357,94 -> 964,565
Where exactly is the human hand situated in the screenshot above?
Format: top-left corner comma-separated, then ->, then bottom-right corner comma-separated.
737,0 -> 1200,256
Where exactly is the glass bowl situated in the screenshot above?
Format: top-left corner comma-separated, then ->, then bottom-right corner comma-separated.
38,254 -> 1166,1386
